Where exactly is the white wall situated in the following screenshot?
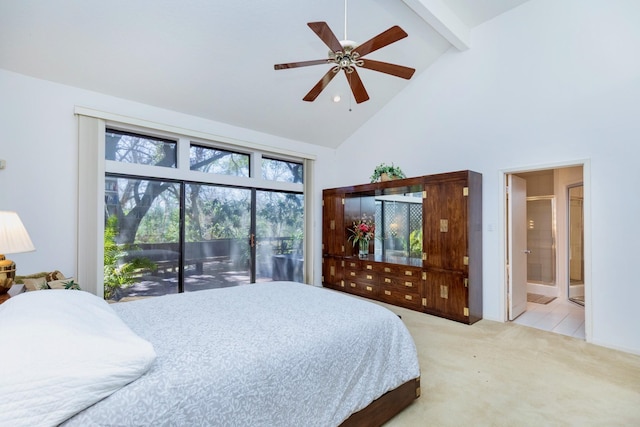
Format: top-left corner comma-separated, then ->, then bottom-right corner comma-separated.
331,0 -> 640,354
0,69 -> 334,287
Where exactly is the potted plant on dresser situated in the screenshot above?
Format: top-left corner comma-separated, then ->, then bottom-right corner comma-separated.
370,163 -> 406,183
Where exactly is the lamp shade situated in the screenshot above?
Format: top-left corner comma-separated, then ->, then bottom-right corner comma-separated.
0,211 -> 36,254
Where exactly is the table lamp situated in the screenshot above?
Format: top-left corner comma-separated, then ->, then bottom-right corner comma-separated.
0,211 -> 35,294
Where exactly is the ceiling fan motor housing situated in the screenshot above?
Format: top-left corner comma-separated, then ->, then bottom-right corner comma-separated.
330,41 -> 363,73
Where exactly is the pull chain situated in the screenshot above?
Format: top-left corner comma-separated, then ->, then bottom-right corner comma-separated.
348,72 -> 353,112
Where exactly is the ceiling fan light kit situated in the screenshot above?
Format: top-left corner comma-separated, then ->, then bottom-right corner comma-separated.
274,9 -> 415,104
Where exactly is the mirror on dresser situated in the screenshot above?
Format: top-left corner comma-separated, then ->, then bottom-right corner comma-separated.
343,189 -> 423,266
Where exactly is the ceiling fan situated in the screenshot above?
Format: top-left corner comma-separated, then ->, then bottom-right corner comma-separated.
274,12 -> 415,104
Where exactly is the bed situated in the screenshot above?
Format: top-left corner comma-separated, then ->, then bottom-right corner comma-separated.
0,281 -> 420,426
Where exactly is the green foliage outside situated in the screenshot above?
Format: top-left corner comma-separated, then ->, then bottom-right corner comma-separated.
103,216 -> 156,299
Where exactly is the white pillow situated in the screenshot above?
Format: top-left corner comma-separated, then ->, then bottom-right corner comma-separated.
0,290 -> 156,427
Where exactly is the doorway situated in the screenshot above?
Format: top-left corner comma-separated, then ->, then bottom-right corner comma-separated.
505,164 -> 588,339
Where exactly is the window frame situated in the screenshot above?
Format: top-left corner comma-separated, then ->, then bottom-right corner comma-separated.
77,108 -> 315,298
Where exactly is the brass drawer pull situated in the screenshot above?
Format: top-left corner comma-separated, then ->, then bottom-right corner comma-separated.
350,262 -> 356,267
366,286 -> 373,292
404,281 -> 413,287
384,278 -> 392,283
366,264 -> 373,270
366,274 -> 373,280
384,290 -> 391,296
350,282 -> 357,288
405,271 -> 413,276
384,267 -> 391,273
350,271 -> 356,276
405,295 -> 413,301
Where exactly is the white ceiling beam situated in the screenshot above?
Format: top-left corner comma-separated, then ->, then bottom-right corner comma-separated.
402,0 -> 470,51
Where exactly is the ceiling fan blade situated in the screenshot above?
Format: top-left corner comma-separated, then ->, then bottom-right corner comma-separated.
303,68 -> 339,102
353,25 -> 408,57
344,69 -> 369,104
274,59 -> 330,70
307,21 -> 343,52
359,59 -> 415,80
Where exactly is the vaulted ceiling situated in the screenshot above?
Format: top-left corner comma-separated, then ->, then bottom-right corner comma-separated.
0,0 -> 529,148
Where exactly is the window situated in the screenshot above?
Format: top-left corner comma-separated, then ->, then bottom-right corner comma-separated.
92,124 -> 309,300
262,157 -> 303,183
106,129 -> 176,167
190,144 -> 250,176
77,110 -> 314,299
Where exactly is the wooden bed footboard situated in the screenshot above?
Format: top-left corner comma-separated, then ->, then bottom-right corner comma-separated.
340,377 -> 420,427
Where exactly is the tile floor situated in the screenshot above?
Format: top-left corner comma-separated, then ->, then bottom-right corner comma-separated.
512,297 -> 585,339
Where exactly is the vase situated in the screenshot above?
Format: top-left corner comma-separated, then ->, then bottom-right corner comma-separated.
358,239 -> 369,258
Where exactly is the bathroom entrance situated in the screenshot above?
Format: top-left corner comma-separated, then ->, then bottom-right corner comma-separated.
505,164 -> 587,338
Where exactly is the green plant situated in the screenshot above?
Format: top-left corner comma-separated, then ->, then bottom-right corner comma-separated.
62,279 -> 81,290
370,163 -> 406,183
103,216 -> 156,299
409,229 -> 422,258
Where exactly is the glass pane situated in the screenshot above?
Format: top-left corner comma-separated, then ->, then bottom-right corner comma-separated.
262,157 -> 303,183
526,198 -> 556,284
568,185 -> 584,305
184,184 -> 252,291
375,192 -> 423,264
256,190 -> 304,282
105,129 -> 176,167
104,176 -> 180,300
190,144 -> 250,176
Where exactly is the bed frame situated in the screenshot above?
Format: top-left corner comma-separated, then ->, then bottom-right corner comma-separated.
340,377 -> 420,427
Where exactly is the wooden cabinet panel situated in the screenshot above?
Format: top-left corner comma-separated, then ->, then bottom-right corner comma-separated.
423,178 -> 469,273
424,270 -> 469,323
322,255 -> 343,288
322,190 -> 345,256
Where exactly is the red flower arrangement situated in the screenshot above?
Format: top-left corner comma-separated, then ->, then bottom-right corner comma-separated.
348,217 -> 375,245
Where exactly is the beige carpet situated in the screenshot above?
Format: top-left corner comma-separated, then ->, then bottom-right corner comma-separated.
527,293 -> 557,305
364,300 -> 640,426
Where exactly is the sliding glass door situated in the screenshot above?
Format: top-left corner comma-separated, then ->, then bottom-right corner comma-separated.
184,184 -> 252,291
105,176 -> 303,299
104,176 -> 181,300
255,190 -> 304,283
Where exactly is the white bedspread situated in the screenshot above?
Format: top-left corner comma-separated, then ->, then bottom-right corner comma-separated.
63,281 -> 420,426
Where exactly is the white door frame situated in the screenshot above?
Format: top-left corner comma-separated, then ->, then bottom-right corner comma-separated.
499,159 -> 592,342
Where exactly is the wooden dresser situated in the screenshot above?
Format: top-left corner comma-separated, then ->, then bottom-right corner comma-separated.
322,170 -> 482,324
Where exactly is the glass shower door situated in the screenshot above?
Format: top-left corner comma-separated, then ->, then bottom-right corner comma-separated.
568,184 -> 585,305
526,197 -> 556,285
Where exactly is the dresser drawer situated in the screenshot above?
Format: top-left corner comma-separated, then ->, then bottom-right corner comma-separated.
380,275 -> 421,289
344,259 -> 361,270
345,280 -> 379,298
345,269 -> 377,283
380,288 -> 423,310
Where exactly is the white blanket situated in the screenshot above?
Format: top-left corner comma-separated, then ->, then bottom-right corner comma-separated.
64,281 -> 420,426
